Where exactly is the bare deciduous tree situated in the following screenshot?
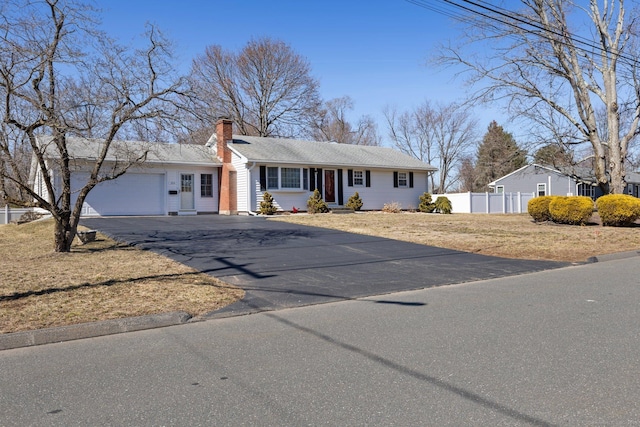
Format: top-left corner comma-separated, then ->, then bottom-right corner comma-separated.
438,0 -> 640,194
384,101 -> 477,192
189,37 -> 321,139
0,0 -> 185,252
310,96 -> 380,146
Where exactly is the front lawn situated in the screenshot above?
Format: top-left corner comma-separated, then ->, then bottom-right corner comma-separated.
0,220 -> 244,334
270,212 -> 640,262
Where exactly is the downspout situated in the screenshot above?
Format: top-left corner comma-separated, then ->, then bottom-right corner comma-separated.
246,162 -> 258,216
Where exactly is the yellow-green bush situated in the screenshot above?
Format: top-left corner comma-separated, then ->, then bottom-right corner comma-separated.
434,196 -> 452,214
528,196 -> 556,222
548,196 -> 594,225
596,194 -> 640,226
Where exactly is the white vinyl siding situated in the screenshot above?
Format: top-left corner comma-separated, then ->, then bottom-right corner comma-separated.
232,151 -> 249,213
248,168 -> 428,212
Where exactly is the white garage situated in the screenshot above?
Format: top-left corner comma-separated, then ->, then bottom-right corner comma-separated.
75,173 -> 166,216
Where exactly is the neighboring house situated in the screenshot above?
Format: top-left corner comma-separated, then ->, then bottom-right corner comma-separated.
31,120 -> 437,216
488,163 -> 640,199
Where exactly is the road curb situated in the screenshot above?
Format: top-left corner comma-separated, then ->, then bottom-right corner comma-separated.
3,250 -> 638,352
587,250 -> 640,263
0,311 -> 191,351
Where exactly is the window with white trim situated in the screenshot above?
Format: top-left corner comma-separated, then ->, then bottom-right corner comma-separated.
496,185 -> 504,194
398,172 -> 408,187
537,183 -> 546,197
353,170 -> 364,186
281,168 -> 301,189
267,167 -> 279,190
267,167 -> 307,190
578,183 -> 595,199
200,174 -> 213,197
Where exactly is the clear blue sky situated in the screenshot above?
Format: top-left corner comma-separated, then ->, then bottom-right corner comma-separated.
98,0 -> 508,144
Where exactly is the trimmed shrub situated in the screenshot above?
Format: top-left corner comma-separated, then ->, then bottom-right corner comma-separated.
528,196 -> 556,222
259,191 -> 278,215
382,202 -> 402,213
418,192 -> 435,213
548,196 -> 594,225
596,194 -> 640,226
346,192 -> 363,211
307,189 -> 329,214
434,196 -> 452,214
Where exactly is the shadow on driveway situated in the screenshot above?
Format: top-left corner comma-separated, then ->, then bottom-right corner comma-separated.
81,215 -> 569,317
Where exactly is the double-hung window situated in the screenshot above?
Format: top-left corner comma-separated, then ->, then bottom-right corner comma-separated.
398,172 -> 408,187
267,167 -> 279,190
537,183 -> 546,197
353,170 -> 364,186
200,174 -> 213,197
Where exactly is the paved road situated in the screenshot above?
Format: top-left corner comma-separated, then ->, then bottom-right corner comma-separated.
2,257 -> 639,425
81,215 -> 567,316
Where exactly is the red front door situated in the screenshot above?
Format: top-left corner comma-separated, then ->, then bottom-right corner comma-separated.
324,170 -> 335,203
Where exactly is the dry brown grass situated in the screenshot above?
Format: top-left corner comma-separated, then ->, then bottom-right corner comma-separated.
270,211 -> 640,263
4,212 -> 639,334
0,219 -> 244,334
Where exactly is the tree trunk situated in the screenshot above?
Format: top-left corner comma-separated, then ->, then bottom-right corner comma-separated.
53,215 -> 76,253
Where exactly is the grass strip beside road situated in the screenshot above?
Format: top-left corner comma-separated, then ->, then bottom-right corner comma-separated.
0,219 -> 244,334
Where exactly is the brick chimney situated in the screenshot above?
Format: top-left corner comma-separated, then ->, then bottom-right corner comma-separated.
216,119 -> 237,215
215,119 -> 233,163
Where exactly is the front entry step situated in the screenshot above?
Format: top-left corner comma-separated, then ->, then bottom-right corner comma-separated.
330,207 -> 355,214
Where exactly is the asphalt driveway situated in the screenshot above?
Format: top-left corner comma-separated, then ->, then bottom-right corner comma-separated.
81,215 -> 568,316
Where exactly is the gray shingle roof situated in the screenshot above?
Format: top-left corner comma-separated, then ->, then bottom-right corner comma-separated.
228,135 -> 437,171
37,135 -> 220,166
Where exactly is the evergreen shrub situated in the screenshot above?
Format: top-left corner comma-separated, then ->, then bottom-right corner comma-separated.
307,189 -> 329,214
548,196 -> 594,225
434,196 -> 452,214
346,192 -> 363,211
528,196 -> 556,222
259,191 -> 278,215
418,192 -> 435,213
596,194 -> 640,226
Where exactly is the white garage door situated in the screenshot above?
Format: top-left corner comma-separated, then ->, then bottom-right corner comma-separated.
74,173 -> 165,216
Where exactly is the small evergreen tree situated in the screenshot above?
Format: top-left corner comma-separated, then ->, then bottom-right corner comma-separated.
474,121 -> 527,191
346,192 -> 363,211
307,189 -> 329,213
259,191 -> 278,215
434,196 -> 452,214
418,192 -> 436,213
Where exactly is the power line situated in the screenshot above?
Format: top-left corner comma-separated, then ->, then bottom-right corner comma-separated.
407,0 -> 640,67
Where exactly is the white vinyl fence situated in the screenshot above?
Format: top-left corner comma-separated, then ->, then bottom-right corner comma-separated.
1,206 -> 34,224
434,192 -> 535,214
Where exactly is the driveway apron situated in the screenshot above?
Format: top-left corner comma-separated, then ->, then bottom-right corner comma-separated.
81,215 -> 568,316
